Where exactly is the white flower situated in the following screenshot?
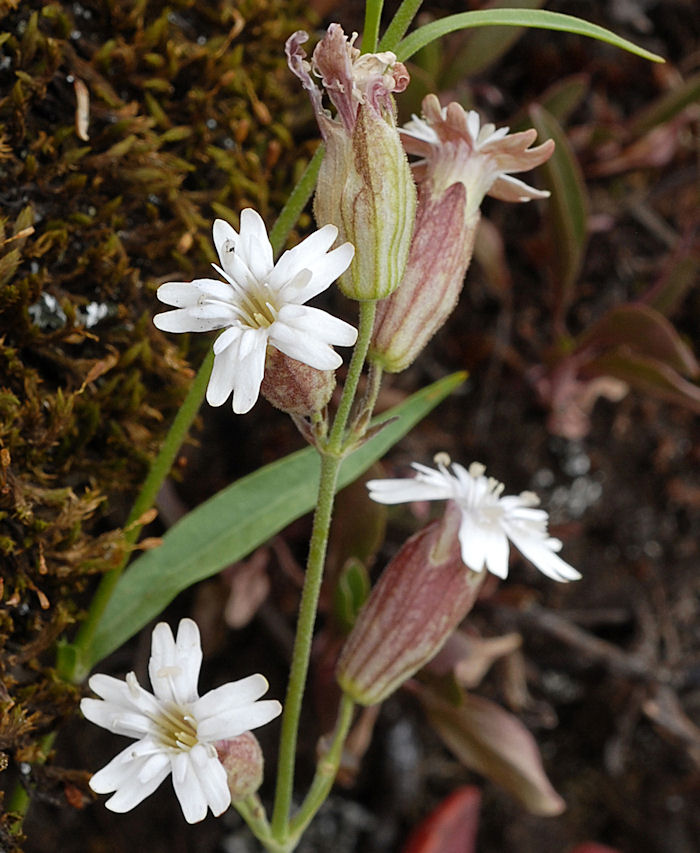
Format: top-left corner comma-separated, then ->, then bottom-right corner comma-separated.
81,619 -> 281,823
153,210 -> 357,414
367,456 -> 581,583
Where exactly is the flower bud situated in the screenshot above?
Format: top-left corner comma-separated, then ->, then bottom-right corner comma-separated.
215,731 -> 264,801
336,502 -> 486,705
370,181 -> 475,372
370,94 -> 554,372
286,26 -> 416,301
260,346 -> 335,415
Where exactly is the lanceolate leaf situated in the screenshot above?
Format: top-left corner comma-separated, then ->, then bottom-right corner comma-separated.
584,351 -> 700,414
394,10 -> 665,63
419,685 -> 566,816
440,0 -> 546,84
576,304 -> 699,377
84,372 -> 466,670
529,104 -> 589,322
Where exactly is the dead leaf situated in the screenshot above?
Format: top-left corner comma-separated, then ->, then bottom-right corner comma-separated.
418,684 -> 566,816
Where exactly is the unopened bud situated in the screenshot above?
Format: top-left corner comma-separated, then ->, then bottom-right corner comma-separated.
370,182 -> 476,372
287,26 -> 416,301
215,731 -> 264,801
336,502 -> 486,705
260,347 -> 335,415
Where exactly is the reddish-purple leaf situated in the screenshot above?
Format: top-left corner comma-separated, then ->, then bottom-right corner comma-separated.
585,351 -> 700,414
403,786 -> 481,853
576,303 -> 698,378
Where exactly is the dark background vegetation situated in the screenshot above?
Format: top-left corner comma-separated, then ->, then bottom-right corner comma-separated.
1,0 -> 698,851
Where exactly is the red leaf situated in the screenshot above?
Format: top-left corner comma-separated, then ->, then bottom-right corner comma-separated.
403,786 -> 481,853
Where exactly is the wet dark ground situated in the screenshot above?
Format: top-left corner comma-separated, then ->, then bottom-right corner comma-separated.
15,0 -> 700,851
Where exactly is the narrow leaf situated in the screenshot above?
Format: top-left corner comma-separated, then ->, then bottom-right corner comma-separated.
394,10 -> 665,63
85,373 -> 466,669
441,0 -> 546,83
378,0 -> 424,52
529,104 -> 588,321
629,71 -> 700,137
419,685 -> 566,816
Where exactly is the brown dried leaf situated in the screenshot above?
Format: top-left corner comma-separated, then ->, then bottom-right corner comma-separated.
418,685 -> 566,816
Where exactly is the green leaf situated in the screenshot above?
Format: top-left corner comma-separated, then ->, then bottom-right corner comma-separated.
441,0 -> 546,84
529,104 -> 588,321
378,0 -> 424,52
394,9 -> 665,63
84,372 -> 466,670
362,0 -> 385,53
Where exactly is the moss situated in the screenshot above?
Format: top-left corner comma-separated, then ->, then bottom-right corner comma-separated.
0,0 -> 315,831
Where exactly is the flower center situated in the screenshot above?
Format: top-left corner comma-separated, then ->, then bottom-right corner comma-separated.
153,703 -> 199,752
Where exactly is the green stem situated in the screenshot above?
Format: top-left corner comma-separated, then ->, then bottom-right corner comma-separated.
326,300 -> 378,455
56,351 -> 214,684
56,143 -> 323,685
362,0 -> 384,53
378,0 -> 424,51
269,146 -> 324,255
288,693 -> 355,840
234,795 -> 285,852
270,451 -> 343,838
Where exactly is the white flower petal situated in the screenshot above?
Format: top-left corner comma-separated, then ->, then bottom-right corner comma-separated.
197,700 -> 282,742
89,739 -> 162,794
157,279 -> 233,308
238,209 -> 273,281
230,329 -> 267,414
366,476 -> 454,504
193,674 -> 270,720
189,744 -> 231,817
80,698 -> 156,738
268,223 -> 339,291
207,342 -> 240,407
153,308 -> 227,334
274,240 -> 354,303
148,619 -> 202,705
213,218 -> 239,270
171,752 -> 208,824
506,527 -> 582,582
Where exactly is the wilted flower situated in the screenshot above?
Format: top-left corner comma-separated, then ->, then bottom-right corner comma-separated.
153,210 -> 357,414
370,95 -> 555,372
367,456 -> 581,582
287,25 -> 416,301
81,619 -> 281,823
402,95 -> 555,218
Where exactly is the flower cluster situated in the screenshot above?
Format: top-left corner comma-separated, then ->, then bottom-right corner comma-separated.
81,619 -> 281,823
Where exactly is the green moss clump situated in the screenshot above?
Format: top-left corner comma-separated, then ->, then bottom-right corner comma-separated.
0,0 -> 315,835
